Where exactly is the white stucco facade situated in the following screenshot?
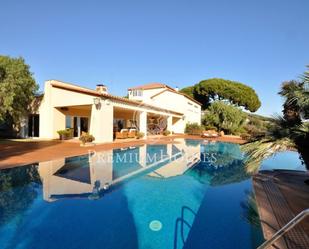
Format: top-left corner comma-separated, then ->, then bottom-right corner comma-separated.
24,80 -> 201,143
128,84 -> 201,133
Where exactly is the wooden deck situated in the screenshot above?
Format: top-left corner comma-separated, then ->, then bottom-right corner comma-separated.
253,170 -> 309,249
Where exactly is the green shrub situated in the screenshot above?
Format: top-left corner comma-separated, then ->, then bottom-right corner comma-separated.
57,128 -> 73,140
79,132 -> 95,144
243,114 -> 271,139
203,101 -> 247,135
185,123 -> 204,135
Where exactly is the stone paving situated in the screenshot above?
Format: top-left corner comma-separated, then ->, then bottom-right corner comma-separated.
0,135 -> 245,169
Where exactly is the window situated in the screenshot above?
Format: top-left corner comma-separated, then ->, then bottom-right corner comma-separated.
65,116 -> 72,128
132,90 -> 143,97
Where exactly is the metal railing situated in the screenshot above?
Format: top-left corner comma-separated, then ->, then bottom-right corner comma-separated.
257,208 -> 309,249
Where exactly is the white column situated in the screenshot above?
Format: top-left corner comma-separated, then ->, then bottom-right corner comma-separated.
39,81 -> 56,139
77,117 -> 81,137
90,99 -> 113,143
173,118 -> 185,134
139,111 -> 147,138
139,145 -> 147,167
39,106 -> 65,139
52,108 -> 66,138
167,115 -> 173,133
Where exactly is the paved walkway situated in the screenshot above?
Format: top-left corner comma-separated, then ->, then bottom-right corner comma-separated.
0,135 -> 245,169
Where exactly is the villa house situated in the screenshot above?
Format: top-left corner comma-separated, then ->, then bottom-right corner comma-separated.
22,80 -> 201,143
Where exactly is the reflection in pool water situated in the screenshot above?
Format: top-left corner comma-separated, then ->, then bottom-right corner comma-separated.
1,139 -> 301,249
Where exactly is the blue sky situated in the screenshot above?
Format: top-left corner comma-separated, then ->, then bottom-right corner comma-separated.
1,0 -> 308,116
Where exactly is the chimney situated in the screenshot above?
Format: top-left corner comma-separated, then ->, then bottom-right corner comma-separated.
96,84 -> 108,94
174,86 -> 179,92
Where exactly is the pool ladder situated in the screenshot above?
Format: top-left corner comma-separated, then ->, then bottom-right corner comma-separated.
257,208 -> 309,249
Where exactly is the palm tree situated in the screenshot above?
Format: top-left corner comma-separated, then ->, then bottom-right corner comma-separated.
242,117 -> 297,173
242,67 -> 309,173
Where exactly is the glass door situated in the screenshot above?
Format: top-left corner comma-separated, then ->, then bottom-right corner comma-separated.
73,117 -> 79,137
28,114 -> 39,137
73,117 -> 89,137
80,117 -> 89,134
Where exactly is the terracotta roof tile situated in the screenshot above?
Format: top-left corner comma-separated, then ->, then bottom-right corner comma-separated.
128,83 -> 174,91
49,80 -> 183,116
128,82 -> 202,106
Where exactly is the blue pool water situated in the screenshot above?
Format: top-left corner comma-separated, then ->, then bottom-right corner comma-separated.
0,139 -> 304,249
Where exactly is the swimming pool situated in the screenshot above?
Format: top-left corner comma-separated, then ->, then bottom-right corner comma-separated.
0,139 -> 303,249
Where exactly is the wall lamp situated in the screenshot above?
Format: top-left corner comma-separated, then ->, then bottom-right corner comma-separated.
93,97 -> 101,110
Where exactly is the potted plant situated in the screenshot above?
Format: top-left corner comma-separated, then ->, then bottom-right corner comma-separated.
185,123 -> 204,135
79,132 -> 95,146
57,128 -> 73,140
163,130 -> 171,136
136,131 -> 145,139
